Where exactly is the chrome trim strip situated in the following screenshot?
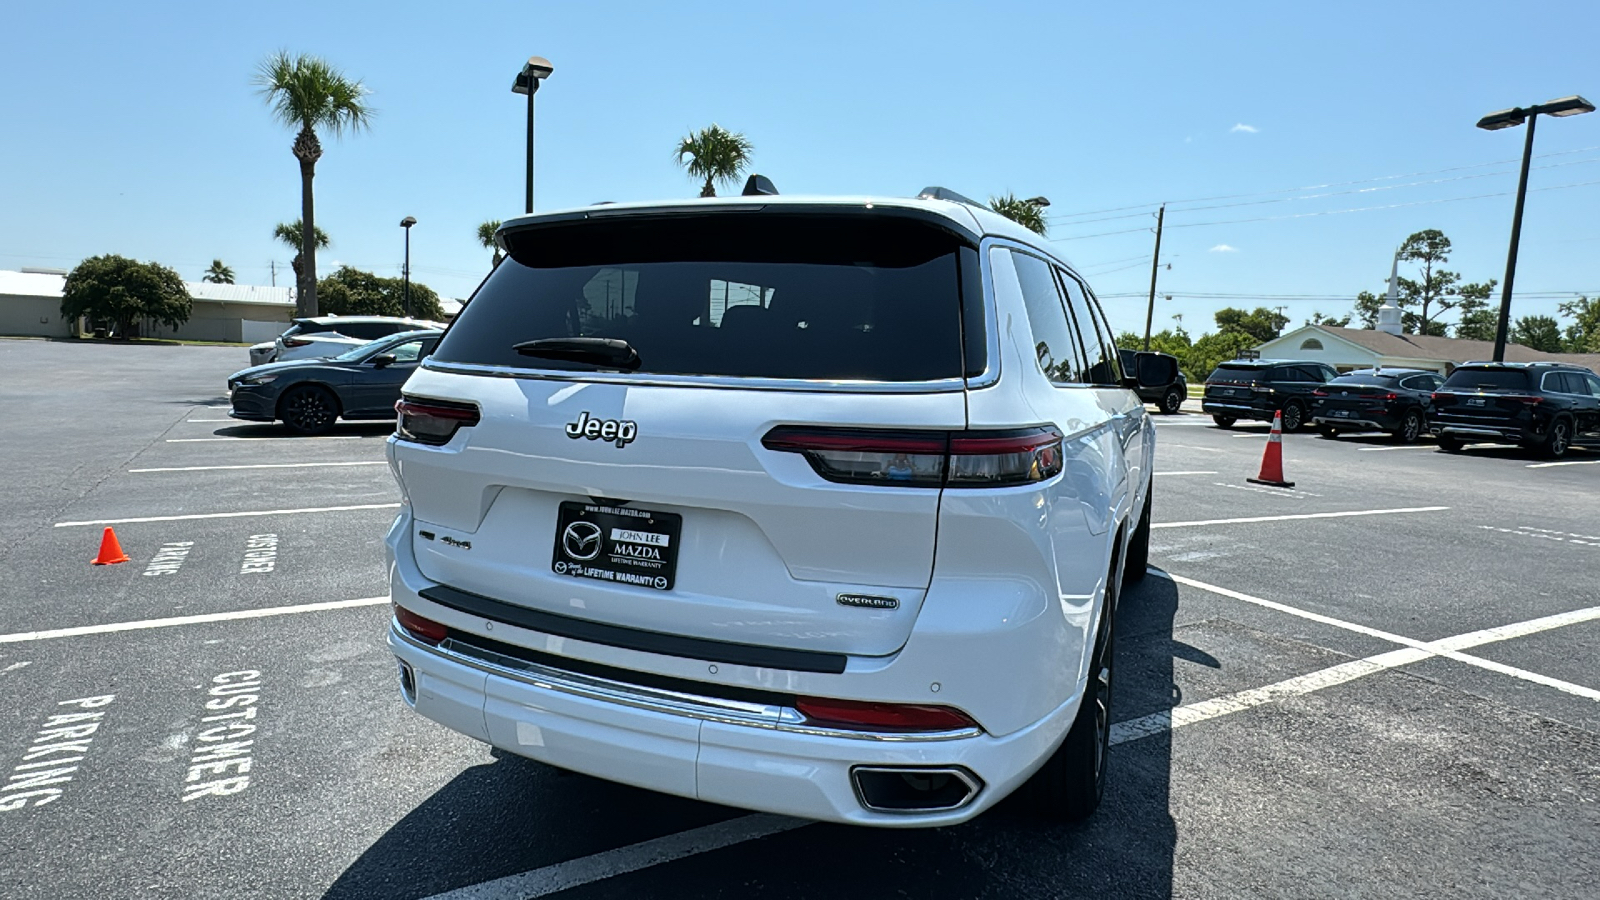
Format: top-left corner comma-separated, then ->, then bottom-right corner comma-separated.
391,622 -> 982,743
968,239 -> 1004,390
418,360 -> 967,395
850,765 -> 984,814
1439,425 -> 1518,437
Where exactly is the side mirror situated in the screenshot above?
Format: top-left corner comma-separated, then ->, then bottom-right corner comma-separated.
370,354 -> 397,369
1133,352 -> 1177,387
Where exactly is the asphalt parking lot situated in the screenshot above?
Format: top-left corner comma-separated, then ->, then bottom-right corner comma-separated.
1,339 -> 1596,900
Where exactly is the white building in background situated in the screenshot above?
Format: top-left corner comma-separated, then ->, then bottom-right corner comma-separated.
0,269 -> 294,343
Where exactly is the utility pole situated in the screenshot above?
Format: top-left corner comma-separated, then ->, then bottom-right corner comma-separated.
269,260 -> 276,287
1143,204 -> 1166,350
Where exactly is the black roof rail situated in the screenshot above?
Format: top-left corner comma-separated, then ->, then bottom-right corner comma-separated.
916,186 -> 986,208
741,174 -> 779,196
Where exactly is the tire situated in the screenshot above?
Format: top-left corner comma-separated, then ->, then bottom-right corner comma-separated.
278,385 -> 340,436
1437,435 -> 1464,453
1279,401 -> 1306,434
1394,409 -> 1424,444
1212,415 -> 1236,429
1159,387 -> 1184,415
1027,572 -> 1116,822
1537,418 -> 1573,459
1318,426 -> 1340,440
1123,487 -> 1151,586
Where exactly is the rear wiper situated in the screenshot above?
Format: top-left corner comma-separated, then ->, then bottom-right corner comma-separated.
512,337 -> 640,371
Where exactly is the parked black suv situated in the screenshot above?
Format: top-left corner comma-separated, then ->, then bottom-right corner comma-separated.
1311,368 -> 1442,443
1429,362 -> 1600,458
1118,348 -> 1188,414
1202,359 -> 1337,432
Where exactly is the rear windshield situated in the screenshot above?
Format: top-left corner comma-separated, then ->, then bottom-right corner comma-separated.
1328,374 -> 1400,387
431,214 -> 968,382
1442,368 -> 1531,391
1207,363 -> 1269,383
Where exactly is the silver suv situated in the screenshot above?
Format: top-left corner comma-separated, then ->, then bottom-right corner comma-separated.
385,190 -> 1158,826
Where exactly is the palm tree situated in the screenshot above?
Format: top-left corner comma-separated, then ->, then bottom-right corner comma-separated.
674,125 -> 754,197
202,260 -> 235,284
273,220 -> 331,291
477,219 -> 504,267
255,51 -> 374,317
989,194 -> 1048,236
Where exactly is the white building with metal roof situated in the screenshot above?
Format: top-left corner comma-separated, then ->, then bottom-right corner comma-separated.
0,269 -> 295,343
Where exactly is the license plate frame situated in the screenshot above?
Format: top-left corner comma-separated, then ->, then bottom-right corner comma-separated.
552,501 -> 681,592
1330,409 -> 1353,418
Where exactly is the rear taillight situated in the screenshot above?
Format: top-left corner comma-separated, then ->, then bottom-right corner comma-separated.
282,337 -> 312,348
1369,392 -> 1398,403
394,606 -> 447,645
396,396 -> 480,446
1515,396 -> 1544,405
795,697 -> 977,732
1312,389 -> 1329,397
761,426 -> 1063,488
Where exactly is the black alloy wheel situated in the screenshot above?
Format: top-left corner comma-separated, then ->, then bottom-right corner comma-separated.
1396,409 -> 1425,444
1279,401 -> 1306,434
1212,415 -> 1236,429
1159,387 -> 1184,415
1541,418 -> 1573,459
279,385 -> 339,436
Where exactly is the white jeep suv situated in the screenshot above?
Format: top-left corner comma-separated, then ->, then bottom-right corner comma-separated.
385,190 -> 1157,826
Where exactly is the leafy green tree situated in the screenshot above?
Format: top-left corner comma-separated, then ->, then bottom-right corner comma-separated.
477,219 -> 504,267
1558,296 -> 1600,352
1185,331 -> 1258,381
256,51 -> 374,317
61,255 -> 192,338
988,194 -> 1048,236
1511,315 -> 1564,353
273,220 -> 330,292
202,259 -> 235,284
1353,290 -> 1383,329
675,125 -> 753,197
1453,296 -> 1498,342
1394,229 -> 1463,335
1213,306 -> 1288,343
317,266 -> 444,321
1307,310 -> 1351,327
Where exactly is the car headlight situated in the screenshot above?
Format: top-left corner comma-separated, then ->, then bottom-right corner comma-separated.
240,374 -> 279,385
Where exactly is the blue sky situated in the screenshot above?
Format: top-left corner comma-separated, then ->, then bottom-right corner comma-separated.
2,0 -> 1597,336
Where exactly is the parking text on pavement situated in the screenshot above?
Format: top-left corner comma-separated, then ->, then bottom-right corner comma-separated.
182,671 -> 261,802
240,534 -> 279,574
143,541 -> 194,576
0,694 -> 116,811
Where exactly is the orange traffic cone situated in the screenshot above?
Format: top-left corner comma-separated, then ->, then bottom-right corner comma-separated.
93,527 -> 131,565
1247,411 -> 1296,488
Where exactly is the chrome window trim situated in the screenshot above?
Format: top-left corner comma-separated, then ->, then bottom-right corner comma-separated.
392,622 -> 982,743
419,360 -> 967,394
967,240 -> 1004,390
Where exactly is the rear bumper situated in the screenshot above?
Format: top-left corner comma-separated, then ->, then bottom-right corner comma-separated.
1313,410 -> 1401,431
1432,422 -> 1530,443
1201,400 -> 1273,421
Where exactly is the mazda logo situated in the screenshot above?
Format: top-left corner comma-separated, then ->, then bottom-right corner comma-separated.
561,522 -> 603,561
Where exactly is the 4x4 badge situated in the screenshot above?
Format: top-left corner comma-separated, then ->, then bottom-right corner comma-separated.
565,411 -> 638,448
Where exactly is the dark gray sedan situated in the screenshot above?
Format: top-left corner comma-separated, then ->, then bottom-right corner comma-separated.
227,329 -> 441,435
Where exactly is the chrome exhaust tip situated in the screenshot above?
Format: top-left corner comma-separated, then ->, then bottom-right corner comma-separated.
397,660 -> 417,706
851,766 -> 982,813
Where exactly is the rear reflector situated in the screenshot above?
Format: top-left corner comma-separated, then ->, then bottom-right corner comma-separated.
395,606 -> 447,645
762,426 -> 1063,488
796,697 -> 977,732
396,396 -> 481,446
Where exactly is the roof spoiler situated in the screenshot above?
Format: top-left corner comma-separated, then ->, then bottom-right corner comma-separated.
741,174 -> 779,196
916,186 -> 986,208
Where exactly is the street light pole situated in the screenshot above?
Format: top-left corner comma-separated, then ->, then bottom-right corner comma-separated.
400,216 -> 416,318
511,56 -> 554,215
1143,204 -> 1165,351
1476,95 -> 1594,362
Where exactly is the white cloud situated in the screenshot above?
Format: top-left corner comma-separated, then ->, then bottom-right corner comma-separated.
1209,244 -> 1238,253
1230,123 -> 1259,134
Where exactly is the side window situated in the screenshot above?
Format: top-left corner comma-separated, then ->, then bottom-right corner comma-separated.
1586,374 -> 1600,396
1266,366 -> 1291,382
387,340 -> 427,363
1057,270 -> 1118,385
1542,372 -> 1570,393
1007,250 -> 1084,384
339,323 -> 386,341
1320,365 -> 1339,382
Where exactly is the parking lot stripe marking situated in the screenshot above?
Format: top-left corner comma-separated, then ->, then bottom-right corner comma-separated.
184,418 -> 236,423
166,436 -> 368,442
53,503 -> 400,527
0,596 -> 387,645
1160,444 -> 1227,453
1153,507 -> 1449,529
1527,459 -> 1600,468
130,462 -> 389,473
1158,471 -> 1219,476
1357,445 -> 1437,452
419,814 -> 808,900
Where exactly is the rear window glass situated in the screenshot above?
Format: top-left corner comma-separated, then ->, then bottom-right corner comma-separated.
1443,368 -> 1530,391
1208,363 -> 1269,383
432,214 -> 968,382
1329,374 -> 1400,387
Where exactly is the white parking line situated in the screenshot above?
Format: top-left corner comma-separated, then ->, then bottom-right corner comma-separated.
166,437 -> 368,443
184,418 -> 237,423
53,503 -> 401,527
1160,444 -> 1227,453
1153,506 -> 1449,529
0,597 -> 387,645
1527,459 -> 1600,468
420,814 -> 807,900
1357,445 -> 1436,452
130,462 -> 389,473
1158,471 -> 1219,476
